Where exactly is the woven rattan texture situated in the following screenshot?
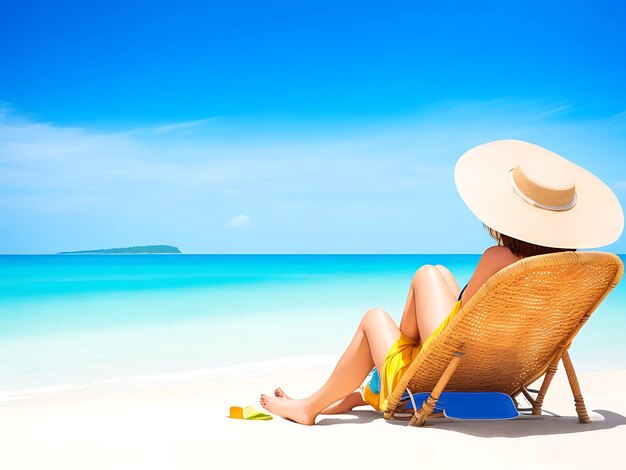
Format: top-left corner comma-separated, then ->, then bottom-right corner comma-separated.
385,252 -> 624,415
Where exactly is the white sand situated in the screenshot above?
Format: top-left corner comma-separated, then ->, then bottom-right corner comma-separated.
1,368 -> 625,469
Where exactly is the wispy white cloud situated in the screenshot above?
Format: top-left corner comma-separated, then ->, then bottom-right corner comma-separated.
120,117 -> 221,136
606,111 -> 626,129
224,214 -> 250,228
0,102 -> 14,119
152,117 -> 218,134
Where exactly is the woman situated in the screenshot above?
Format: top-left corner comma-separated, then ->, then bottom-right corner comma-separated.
259,140 -> 624,425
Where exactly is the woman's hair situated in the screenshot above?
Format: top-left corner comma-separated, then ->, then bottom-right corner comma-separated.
483,224 -> 576,258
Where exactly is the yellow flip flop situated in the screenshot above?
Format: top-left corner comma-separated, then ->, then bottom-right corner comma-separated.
229,406 -> 273,420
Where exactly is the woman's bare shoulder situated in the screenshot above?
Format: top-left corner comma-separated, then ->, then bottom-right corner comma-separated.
459,246 -> 523,305
472,246 -> 516,284
480,245 -> 523,268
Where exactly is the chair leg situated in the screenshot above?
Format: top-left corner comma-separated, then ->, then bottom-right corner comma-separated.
409,351 -> 463,427
561,350 -> 591,424
532,353 -> 561,416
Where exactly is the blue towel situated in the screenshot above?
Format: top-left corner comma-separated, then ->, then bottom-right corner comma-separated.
366,367 -> 380,394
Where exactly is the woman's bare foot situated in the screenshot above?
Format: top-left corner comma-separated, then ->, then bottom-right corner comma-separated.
259,394 -> 317,425
274,387 -> 291,399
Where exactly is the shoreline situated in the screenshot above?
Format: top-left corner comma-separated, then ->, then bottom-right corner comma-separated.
0,354 -> 341,406
2,352 -> 624,406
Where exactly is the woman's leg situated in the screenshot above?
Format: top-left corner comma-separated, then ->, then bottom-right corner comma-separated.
260,308 -> 399,425
320,392 -> 367,415
305,266 -> 458,414
399,264 -> 458,343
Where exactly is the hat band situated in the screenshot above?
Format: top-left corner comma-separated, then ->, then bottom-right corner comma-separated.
509,170 -> 577,211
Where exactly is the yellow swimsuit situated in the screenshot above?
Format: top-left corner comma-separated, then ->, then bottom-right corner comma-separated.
362,297 -> 464,411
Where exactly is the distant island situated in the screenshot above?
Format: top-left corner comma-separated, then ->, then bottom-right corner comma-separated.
57,245 -> 181,254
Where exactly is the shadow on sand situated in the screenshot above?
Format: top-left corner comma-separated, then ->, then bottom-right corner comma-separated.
317,409 -> 626,437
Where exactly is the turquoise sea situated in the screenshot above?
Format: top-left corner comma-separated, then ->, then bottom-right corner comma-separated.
1,254 -> 625,402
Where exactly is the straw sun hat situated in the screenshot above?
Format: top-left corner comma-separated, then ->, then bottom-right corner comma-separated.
454,139 -> 624,249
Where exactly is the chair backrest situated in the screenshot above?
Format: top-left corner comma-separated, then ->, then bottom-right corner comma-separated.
389,251 -> 623,411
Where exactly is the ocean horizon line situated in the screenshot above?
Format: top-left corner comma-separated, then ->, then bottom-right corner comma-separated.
2,252 -> 625,256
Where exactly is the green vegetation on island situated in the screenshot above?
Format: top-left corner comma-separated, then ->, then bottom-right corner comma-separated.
58,245 -> 181,254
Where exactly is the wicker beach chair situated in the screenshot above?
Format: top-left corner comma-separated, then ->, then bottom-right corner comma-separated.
383,251 -> 624,427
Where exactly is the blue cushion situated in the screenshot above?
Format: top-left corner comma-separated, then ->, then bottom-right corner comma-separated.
400,392 -> 519,420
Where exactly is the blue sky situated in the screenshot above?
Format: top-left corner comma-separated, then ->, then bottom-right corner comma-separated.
1,0 -> 625,253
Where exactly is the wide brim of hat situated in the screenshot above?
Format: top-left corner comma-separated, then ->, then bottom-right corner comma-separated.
454,139 -> 624,249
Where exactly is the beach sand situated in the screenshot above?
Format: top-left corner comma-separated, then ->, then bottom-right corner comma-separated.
1,367 -> 625,469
